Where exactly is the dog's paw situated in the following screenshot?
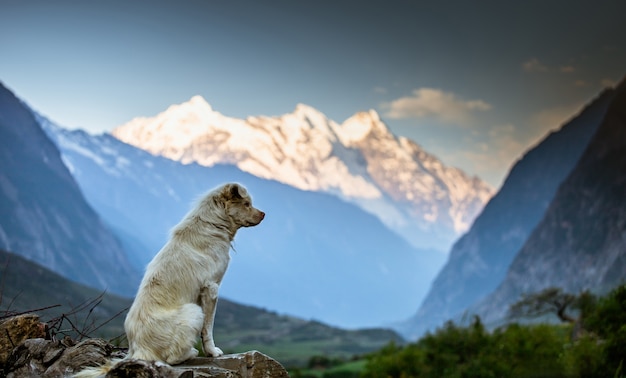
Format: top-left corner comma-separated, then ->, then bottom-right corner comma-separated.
206,346 -> 223,357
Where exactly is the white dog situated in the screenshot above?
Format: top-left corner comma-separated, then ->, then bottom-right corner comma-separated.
75,183 -> 264,376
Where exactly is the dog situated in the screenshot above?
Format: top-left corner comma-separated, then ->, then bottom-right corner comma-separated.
75,183 -> 264,376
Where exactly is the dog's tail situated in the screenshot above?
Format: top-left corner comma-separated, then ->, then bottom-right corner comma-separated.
73,358 -> 123,378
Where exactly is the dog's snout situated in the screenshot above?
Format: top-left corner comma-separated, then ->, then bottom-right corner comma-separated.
259,211 -> 265,220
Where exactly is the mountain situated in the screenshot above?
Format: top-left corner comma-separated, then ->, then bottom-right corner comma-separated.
0,249 -> 402,368
38,113 -> 447,329
470,78 -> 626,324
398,85 -> 618,339
0,82 -> 139,297
111,97 -> 493,251
0,249 -> 132,338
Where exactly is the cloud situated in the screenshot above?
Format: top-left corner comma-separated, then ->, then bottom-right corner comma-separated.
456,124 -> 527,187
448,100 -> 582,188
523,58 -> 584,74
601,78 -> 617,87
373,86 -> 388,94
531,102 -> 585,137
432,123 -> 526,188
476,101 -> 582,185
381,88 -> 492,124
522,58 -> 548,73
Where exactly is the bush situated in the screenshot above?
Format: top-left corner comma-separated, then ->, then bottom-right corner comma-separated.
580,284 -> 626,377
362,318 -> 567,377
362,285 -> 626,378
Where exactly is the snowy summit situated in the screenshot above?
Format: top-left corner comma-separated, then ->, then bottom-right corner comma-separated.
112,97 -> 494,251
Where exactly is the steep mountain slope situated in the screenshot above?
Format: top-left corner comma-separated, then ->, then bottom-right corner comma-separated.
0,249 -> 133,338
398,86 -> 617,339
0,83 -> 139,297
39,115 -> 446,329
471,78 -> 626,324
0,249 -> 402,367
112,98 -> 493,251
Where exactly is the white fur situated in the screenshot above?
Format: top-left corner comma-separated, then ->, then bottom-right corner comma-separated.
74,183 -> 264,376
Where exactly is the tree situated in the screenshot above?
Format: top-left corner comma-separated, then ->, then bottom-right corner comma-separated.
508,287 -> 580,323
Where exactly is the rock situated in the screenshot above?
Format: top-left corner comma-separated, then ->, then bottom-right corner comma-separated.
4,337 -> 122,377
106,359 -> 192,378
0,314 -> 47,365
3,336 -> 290,377
179,352 -> 290,377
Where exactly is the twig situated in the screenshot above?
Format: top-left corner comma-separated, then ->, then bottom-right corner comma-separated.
0,304 -> 62,321
5,328 -> 14,348
88,306 -> 129,336
44,291 -> 128,342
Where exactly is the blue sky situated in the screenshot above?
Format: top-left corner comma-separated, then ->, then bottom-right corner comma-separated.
1,0 -> 625,187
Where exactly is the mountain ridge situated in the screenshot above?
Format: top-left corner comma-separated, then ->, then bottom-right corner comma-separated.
0,82 -> 140,297
39,112 -> 446,329
112,98 -> 493,251
470,77 -> 626,325
398,85 -> 618,339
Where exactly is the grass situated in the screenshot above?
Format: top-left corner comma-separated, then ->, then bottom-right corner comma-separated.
289,359 -> 367,377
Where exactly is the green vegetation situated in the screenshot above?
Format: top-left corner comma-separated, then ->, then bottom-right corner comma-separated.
212,311 -> 401,367
359,284 -> 626,378
289,355 -> 365,378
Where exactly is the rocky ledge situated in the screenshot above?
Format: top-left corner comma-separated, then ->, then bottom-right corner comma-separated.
1,314 -> 289,377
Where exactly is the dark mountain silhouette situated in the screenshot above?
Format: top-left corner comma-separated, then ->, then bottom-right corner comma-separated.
472,77 -> 626,323
399,84 -> 618,338
0,83 -> 139,296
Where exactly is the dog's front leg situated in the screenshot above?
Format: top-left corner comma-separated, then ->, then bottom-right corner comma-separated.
199,283 -> 224,357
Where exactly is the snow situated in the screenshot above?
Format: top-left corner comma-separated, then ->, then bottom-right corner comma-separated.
111,96 -> 495,251
335,111 -> 376,145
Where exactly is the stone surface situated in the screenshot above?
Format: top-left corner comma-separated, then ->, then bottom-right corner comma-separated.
4,337 -> 121,377
1,333 -> 290,377
0,314 -> 47,365
179,352 -> 290,378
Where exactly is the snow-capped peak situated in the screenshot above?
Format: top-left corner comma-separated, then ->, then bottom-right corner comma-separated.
335,109 -> 389,146
286,103 -> 339,141
188,95 -> 213,111
112,98 -> 494,251
293,103 -> 326,121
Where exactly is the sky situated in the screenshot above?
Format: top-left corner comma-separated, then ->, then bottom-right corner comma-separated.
1,0 -> 625,188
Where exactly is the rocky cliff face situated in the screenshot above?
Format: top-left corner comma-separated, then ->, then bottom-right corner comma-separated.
471,78 -> 626,324
398,86 -> 617,339
112,98 -> 493,251
0,82 -> 140,297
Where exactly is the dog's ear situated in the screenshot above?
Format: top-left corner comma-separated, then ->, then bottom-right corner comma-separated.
230,184 -> 242,199
222,183 -> 243,200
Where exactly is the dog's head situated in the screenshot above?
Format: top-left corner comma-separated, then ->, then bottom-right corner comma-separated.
209,183 -> 265,229
220,183 -> 265,228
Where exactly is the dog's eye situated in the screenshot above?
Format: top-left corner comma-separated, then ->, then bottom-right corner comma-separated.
244,201 -> 251,207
